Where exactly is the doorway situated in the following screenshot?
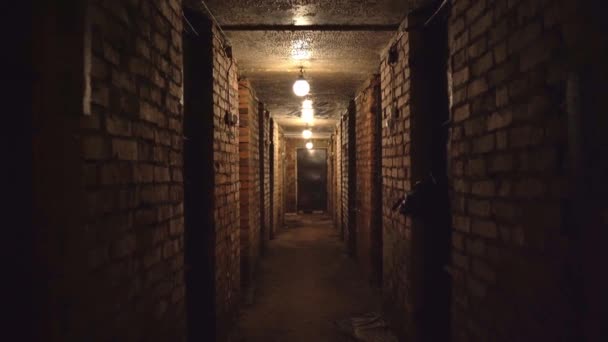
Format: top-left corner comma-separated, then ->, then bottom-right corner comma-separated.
182,10 -> 215,342
296,148 -> 328,212
408,7 -> 451,342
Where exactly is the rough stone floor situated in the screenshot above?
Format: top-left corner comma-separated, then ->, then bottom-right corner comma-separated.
230,213 -> 381,342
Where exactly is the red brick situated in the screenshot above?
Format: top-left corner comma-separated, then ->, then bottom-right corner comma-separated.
472,259 -> 496,282
470,12 -> 493,39
468,37 -> 488,59
473,134 -> 495,154
472,180 -> 495,196
467,276 -> 487,298
471,219 -> 498,238
471,52 -> 494,77
83,135 -> 109,160
466,158 -> 486,176
487,110 -> 513,131
454,103 -> 471,122
468,199 -> 491,217
468,78 -> 488,97
467,238 -> 486,256
453,67 -> 470,87
492,200 -> 520,221
112,139 -> 138,160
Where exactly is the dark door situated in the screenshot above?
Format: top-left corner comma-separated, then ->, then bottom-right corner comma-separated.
408,7 -> 451,342
182,10 -> 215,342
297,148 -> 327,212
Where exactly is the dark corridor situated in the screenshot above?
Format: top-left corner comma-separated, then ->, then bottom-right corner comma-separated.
297,148 -> 328,212
23,1 -> 608,342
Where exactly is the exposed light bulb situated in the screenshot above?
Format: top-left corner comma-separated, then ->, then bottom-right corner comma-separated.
302,99 -> 313,108
306,141 -> 314,150
302,129 -> 312,139
293,79 -> 310,97
301,108 -> 314,124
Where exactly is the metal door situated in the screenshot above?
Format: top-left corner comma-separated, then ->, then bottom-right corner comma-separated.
296,148 -> 327,212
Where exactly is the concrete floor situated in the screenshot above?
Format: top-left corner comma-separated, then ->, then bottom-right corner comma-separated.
230,214 -> 381,342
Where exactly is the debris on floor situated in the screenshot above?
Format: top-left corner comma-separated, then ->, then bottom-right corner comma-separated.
335,312 -> 399,342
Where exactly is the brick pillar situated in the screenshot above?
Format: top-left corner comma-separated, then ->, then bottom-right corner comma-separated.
340,114 -> 349,241
354,75 -> 383,285
32,1 -> 187,341
379,13 -> 414,341
183,12 -> 240,341
272,122 -> 285,233
238,80 -> 261,289
285,138 -> 297,212
258,103 -> 267,252
447,0 -> 585,340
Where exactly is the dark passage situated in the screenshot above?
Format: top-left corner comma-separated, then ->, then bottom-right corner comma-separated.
297,149 -> 328,212
230,214 -> 380,341
25,1 -> 608,342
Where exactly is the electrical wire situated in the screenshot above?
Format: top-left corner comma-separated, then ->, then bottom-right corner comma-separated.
424,0 -> 450,27
192,1 -> 236,139
182,11 -> 199,36
199,0 -> 231,50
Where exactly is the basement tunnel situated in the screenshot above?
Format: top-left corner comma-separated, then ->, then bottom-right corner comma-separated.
21,0 -> 608,341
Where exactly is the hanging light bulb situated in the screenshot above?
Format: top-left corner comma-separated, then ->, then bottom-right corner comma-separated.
301,108 -> 314,124
302,129 -> 312,139
306,141 -> 314,149
293,67 -> 310,97
293,78 -> 310,97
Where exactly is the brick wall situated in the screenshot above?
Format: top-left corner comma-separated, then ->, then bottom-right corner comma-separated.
340,115 -> 352,245
86,0 -> 186,339
355,76 -> 382,284
238,80 -> 260,289
320,1 -> 607,341
334,126 -> 343,233
379,19 -> 414,337
40,1 -> 187,340
284,138 -> 297,212
210,24 -> 241,338
273,122 -> 286,233
261,111 -> 271,241
447,0 -> 592,340
327,135 -> 335,217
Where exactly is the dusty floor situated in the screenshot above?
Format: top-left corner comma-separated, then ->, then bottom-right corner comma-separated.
230,214 -> 381,342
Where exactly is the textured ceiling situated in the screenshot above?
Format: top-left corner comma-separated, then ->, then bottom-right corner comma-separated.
187,0 -> 431,136
201,0 -> 415,25
225,31 -> 394,135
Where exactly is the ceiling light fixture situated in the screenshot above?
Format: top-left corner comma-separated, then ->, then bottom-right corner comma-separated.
293,67 -> 310,97
301,108 -> 314,124
306,141 -> 314,150
302,129 -> 312,139
301,98 -> 314,124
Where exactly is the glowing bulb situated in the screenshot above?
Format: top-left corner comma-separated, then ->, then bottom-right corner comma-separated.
293,78 -> 310,97
302,99 -> 313,108
302,129 -> 312,139
306,141 -> 313,150
301,108 -> 314,124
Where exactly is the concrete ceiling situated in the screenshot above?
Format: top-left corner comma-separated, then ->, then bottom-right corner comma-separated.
187,0 -> 432,137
